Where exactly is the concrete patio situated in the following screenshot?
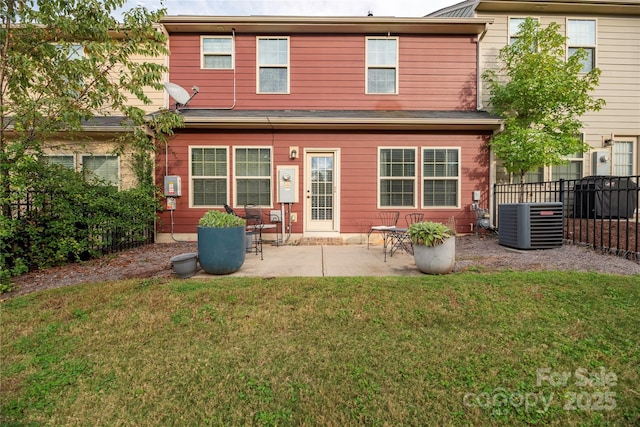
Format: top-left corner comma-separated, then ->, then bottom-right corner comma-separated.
192,243 -> 423,278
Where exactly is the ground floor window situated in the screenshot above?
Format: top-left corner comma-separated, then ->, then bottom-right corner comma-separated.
551,152 -> 584,181
378,148 -> 417,208
45,154 -> 75,169
499,152 -> 584,184
43,154 -> 120,187
82,155 -> 119,187
422,148 -> 460,207
378,147 -> 462,208
613,141 -> 634,176
191,147 -> 228,207
234,147 -> 272,206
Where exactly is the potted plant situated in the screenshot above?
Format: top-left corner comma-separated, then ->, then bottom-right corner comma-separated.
197,210 -> 246,275
408,221 -> 456,274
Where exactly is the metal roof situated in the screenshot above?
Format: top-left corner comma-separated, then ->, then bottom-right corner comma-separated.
428,0 -> 640,17
429,1 -> 478,18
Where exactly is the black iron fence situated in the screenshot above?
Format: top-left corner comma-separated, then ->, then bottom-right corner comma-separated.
493,175 -> 639,261
5,191 -> 155,272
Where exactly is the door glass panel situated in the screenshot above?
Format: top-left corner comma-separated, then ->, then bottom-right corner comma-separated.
311,156 -> 333,221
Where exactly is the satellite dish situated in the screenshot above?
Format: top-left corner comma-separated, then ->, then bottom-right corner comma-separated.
164,82 -> 199,109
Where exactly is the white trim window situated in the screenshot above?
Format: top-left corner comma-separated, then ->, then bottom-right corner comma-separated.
82,155 -> 120,187
55,43 -> 85,60
378,148 -> 416,207
509,17 -> 537,45
234,147 -> 272,206
366,37 -> 398,94
567,19 -> 596,73
257,37 -> 289,94
613,141 -> 634,176
422,148 -> 460,208
45,154 -> 75,169
56,44 -> 85,95
190,147 -> 228,207
513,168 -> 544,184
201,36 -> 234,70
552,152 -> 584,181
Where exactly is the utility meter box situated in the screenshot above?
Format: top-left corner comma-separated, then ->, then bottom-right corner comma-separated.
270,210 -> 282,222
164,176 -> 182,197
277,167 -> 297,203
166,197 -> 177,210
592,151 -> 611,175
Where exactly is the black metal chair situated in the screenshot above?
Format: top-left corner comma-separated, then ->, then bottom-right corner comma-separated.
244,204 -> 265,260
389,212 -> 424,257
367,211 -> 400,261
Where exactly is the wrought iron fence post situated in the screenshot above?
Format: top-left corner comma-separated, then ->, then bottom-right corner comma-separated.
492,183 -> 497,228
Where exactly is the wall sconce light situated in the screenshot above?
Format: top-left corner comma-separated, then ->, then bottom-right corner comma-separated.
603,132 -> 615,146
289,146 -> 299,159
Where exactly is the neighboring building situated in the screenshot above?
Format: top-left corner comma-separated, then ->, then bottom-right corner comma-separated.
430,0 -> 640,182
155,15 -> 502,242
42,32 -> 167,190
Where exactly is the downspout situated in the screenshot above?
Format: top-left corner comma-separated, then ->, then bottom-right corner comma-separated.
164,29 -> 238,242
477,22 -> 495,225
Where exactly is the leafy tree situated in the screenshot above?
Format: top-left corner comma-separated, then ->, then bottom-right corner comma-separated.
0,0 -> 182,206
0,0 -> 183,287
482,18 -> 605,194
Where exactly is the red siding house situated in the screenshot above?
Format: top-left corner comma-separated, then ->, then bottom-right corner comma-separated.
155,15 -> 502,243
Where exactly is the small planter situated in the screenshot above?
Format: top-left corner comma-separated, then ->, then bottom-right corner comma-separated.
413,237 -> 456,274
170,252 -> 198,278
408,221 -> 456,275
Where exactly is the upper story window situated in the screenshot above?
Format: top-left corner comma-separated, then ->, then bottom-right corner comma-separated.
201,36 -> 233,69
509,17 -> 538,44
378,148 -> 416,207
567,19 -> 596,73
191,147 -> 228,207
366,37 -> 398,94
67,44 -> 85,60
257,37 -> 289,94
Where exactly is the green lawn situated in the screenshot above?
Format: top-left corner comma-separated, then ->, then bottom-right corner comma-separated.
1,272 -> 639,426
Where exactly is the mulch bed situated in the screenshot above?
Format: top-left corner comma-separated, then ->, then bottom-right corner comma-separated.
565,218 -> 639,260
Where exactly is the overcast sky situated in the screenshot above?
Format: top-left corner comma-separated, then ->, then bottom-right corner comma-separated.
117,0 -> 461,18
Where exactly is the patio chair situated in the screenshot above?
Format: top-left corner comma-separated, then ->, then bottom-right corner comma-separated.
244,204 -> 265,260
367,211 -> 400,260
389,212 -> 424,257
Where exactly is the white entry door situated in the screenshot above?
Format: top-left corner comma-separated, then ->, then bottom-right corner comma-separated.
305,151 -> 339,232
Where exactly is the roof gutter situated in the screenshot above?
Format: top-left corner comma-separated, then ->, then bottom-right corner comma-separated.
179,116 -> 502,131
160,16 -> 494,35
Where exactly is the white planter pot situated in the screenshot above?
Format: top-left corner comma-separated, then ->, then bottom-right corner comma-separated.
413,237 -> 455,274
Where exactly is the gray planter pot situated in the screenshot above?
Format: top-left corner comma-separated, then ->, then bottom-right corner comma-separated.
413,237 -> 455,274
197,226 -> 246,275
170,252 -> 199,278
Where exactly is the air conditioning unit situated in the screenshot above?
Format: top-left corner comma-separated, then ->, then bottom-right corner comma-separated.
498,203 -> 564,250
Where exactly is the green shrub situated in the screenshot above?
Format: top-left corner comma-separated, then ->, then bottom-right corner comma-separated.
408,221 -> 454,247
1,163 -> 160,292
198,210 -> 246,228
